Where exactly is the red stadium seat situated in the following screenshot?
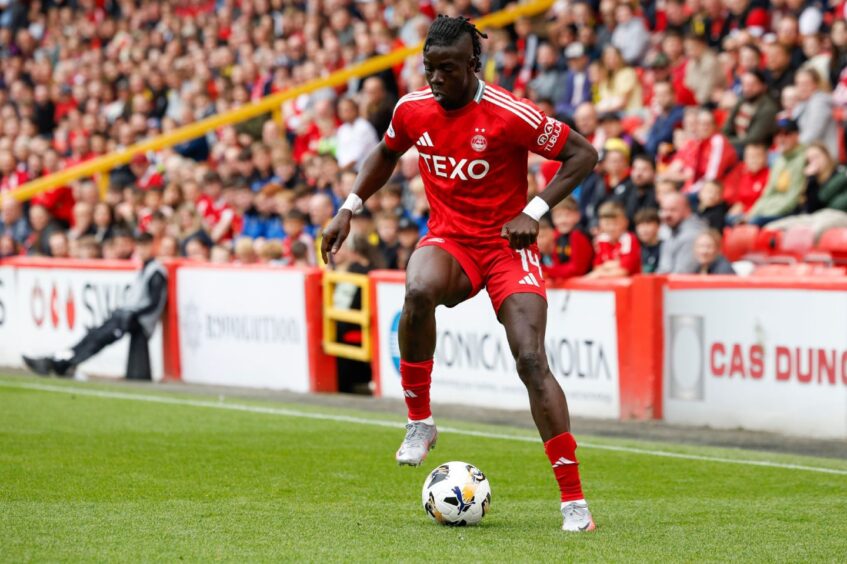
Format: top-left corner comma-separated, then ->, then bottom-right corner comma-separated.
779,225 -> 816,256
723,225 -> 759,261
754,229 -> 782,253
739,252 -> 769,264
817,227 -> 847,263
804,251 -> 833,266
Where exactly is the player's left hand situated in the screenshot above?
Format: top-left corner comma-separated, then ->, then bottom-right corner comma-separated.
500,213 -> 538,250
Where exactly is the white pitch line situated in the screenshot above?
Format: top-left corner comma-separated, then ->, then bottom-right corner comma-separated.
2,380 -> 847,477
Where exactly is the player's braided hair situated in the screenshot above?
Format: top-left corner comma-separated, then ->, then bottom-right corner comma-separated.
424,15 -> 488,73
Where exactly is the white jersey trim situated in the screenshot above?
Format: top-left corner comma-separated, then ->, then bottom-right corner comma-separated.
484,88 -> 543,125
474,80 -> 486,103
393,89 -> 433,115
482,94 -> 540,128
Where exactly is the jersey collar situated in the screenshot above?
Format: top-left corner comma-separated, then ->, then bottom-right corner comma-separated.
473,80 -> 485,103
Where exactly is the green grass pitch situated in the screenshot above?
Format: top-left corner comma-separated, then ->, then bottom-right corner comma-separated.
1,374 -> 846,562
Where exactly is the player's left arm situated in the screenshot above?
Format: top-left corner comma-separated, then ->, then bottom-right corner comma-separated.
502,130 -> 599,250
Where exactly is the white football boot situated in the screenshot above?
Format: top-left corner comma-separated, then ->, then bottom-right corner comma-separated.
561,500 -> 596,532
395,421 -> 438,466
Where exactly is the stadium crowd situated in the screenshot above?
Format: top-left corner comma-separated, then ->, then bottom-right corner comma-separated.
3,0 -> 847,279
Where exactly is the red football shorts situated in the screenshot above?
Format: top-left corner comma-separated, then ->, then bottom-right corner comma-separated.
417,234 -> 547,313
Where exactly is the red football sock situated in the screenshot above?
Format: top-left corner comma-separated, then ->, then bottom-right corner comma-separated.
544,432 -> 585,502
400,359 -> 433,420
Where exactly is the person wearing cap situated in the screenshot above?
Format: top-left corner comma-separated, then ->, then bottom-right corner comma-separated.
557,42 -> 592,117
723,69 -> 778,156
22,233 -> 168,381
746,118 -> 807,226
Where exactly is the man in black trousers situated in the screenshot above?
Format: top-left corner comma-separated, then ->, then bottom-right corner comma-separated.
23,233 -> 167,380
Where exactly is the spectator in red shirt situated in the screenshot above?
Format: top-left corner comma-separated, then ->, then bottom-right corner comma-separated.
588,200 -> 642,278
196,171 -> 236,243
540,197 -> 593,280
666,107 -> 737,194
723,142 -> 770,223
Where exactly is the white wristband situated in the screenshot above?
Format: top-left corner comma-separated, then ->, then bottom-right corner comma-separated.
522,196 -> 549,221
340,193 -> 363,214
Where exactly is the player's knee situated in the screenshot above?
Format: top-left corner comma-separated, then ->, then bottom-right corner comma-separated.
515,350 -> 546,387
403,286 -> 437,319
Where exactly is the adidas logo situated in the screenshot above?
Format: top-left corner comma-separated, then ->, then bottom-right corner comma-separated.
416,131 -> 434,147
552,456 -> 576,468
518,273 -> 541,287
403,390 -> 418,398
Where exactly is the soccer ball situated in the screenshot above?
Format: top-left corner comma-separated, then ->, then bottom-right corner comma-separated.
421,461 -> 491,526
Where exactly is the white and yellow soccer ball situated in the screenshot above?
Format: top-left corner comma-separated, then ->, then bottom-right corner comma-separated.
421,461 -> 491,526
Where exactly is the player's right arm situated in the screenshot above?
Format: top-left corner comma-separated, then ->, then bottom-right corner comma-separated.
321,141 -> 403,263
322,94 -> 421,263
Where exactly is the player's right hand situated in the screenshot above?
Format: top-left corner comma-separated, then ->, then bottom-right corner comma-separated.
320,210 -> 352,264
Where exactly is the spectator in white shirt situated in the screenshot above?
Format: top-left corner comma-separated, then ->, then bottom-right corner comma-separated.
335,97 -> 379,172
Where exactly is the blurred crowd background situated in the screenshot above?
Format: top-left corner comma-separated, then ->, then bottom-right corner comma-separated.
3,0 -> 847,279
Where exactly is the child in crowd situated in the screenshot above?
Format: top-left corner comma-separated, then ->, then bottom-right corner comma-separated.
541,197 -> 593,280
634,208 -> 662,274
697,180 -> 730,232
375,212 -> 401,269
587,200 -> 641,278
396,217 -> 420,271
281,210 -> 315,265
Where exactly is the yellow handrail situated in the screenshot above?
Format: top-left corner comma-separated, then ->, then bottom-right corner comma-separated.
8,0 -> 553,203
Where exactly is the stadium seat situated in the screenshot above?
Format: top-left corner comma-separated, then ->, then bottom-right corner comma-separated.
817,227 -> 847,264
723,225 -> 759,261
739,252 -> 769,265
754,229 -> 782,253
779,226 -> 816,256
804,251 -> 833,266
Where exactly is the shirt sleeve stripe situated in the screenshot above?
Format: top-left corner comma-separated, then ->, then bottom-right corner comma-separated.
483,88 -> 543,123
482,95 -> 541,128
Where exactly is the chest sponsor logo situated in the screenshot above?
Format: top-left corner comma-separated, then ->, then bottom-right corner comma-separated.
419,154 -> 490,180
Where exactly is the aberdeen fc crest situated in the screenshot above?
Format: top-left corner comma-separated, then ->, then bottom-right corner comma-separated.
471,129 -> 487,152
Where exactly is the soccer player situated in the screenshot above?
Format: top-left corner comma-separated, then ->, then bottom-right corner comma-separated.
321,16 -> 599,532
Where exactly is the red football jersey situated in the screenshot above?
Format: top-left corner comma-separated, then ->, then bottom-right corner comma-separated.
384,82 -> 570,242
593,231 -> 642,275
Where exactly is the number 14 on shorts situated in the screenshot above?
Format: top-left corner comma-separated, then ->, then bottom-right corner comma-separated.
517,248 -> 543,286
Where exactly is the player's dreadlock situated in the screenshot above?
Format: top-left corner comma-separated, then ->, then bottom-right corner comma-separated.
424,15 -> 488,73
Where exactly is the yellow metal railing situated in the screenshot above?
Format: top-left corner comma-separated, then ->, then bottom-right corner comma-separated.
323,271 -> 371,362
8,0 -> 554,203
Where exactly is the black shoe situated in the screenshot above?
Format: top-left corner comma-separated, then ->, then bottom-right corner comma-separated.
22,355 -> 55,376
53,359 -> 73,377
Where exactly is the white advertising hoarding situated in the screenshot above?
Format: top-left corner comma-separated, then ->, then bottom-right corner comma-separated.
14,266 -> 163,379
376,282 -> 621,418
0,266 -> 18,367
664,288 -> 847,439
177,267 -> 310,391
